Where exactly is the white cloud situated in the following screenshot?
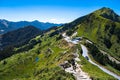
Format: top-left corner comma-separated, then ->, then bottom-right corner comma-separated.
50,18 -> 57,21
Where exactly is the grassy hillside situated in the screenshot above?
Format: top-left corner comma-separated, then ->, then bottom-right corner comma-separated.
0,31 -> 75,80
77,13 -> 120,60
0,26 -> 116,80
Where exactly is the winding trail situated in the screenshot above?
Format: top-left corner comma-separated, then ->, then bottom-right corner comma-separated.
62,33 -> 91,80
62,32 -> 120,80
81,44 -> 120,80
64,50 -> 91,80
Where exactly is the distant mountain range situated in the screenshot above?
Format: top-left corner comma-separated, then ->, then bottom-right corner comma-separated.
0,19 -> 62,34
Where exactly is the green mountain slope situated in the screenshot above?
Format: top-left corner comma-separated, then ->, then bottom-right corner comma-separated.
64,7 -> 120,61
0,29 -> 116,80
0,31 -> 76,80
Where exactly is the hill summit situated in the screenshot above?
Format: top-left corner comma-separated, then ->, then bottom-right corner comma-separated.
94,7 -> 120,22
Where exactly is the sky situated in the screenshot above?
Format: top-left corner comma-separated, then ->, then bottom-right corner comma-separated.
0,0 -> 120,23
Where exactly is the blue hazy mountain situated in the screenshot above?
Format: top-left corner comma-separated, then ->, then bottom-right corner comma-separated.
0,19 -> 62,34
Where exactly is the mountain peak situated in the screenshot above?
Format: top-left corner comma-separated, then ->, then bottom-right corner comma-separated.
94,7 -> 120,22
94,7 -> 114,15
32,20 -> 40,23
100,7 -> 112,11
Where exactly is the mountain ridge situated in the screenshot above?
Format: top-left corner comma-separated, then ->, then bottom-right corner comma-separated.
94,7 -> 120,22
0,19 -> 62,34
0,25 -> 42,60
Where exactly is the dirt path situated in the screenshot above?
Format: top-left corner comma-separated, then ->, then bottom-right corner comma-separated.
62,33 -> 91,80
65,53 -> 91,80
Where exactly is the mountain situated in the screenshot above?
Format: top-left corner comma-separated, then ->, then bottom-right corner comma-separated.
0,25 -> 42,49
0,25 -> 42,60
49,7 -> 120,74
62,7 -> 120,60
0,7 -> 120,80
0,19 -> 62,34
94,7 -> 120,22
59,7 -> 120,73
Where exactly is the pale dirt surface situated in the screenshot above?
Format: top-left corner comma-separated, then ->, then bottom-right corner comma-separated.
62,32 -> 91,80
